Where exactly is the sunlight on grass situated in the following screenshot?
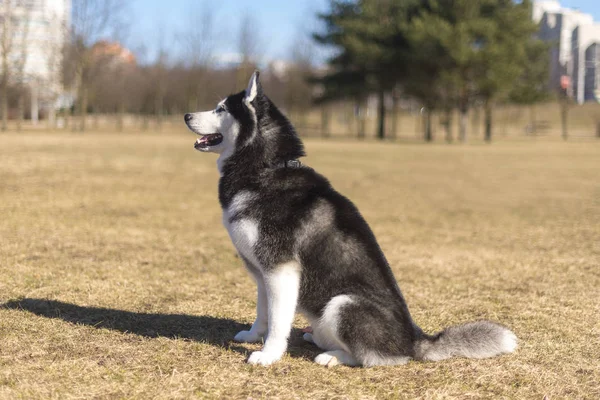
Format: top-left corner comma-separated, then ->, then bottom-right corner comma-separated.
1,132 -> 599,399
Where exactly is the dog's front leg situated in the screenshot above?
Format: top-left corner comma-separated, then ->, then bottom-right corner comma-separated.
234,269 -> 268,343
247,262 -> 300,366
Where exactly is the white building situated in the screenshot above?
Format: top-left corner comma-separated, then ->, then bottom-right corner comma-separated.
0,0 -> 71,120
572,23 -> 600,103
535,1 -> 600,103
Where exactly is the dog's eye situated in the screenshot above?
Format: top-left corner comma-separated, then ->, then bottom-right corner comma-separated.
216,105 -> 225,113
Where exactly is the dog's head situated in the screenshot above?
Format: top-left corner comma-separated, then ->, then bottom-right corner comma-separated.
184,71 -> 304,170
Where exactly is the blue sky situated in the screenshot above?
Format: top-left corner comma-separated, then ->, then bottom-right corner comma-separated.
127,0 -> 330,64
560,0 -> 600,18
125,0 -> 600,65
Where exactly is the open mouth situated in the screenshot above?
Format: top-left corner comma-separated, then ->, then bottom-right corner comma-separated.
194,133 -> 223,150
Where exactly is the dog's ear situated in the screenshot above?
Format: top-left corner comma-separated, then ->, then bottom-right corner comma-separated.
244,70 -> 260,104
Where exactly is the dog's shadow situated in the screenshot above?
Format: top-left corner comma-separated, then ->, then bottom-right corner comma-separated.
2,298 -> 318,361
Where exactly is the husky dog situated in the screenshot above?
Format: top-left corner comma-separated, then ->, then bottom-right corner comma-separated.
184,71 -> 517,367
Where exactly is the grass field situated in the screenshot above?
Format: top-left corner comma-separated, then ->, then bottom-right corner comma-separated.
1,132 -> 599,399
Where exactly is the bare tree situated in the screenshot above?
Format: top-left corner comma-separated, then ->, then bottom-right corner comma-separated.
237,12 -> 262,89
0,0 -> 35,131
43,24 -> 68,129
13,7 -> 32,131
67,0 -> 127,132
285,30 -> 316,131
1,0 -> 16,131
179,4 -> 217,111
152,24 -> 169,131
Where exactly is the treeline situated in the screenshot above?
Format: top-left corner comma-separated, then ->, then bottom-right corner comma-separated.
60,60 -> 314,132
59,1 -> 316,132
2,0 -> 552,141
314,0 -> 549,142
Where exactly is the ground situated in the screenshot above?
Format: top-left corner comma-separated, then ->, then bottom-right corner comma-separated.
0,132 -> 599,399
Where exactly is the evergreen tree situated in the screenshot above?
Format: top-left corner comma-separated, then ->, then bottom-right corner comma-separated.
314,0 -> 546,143
314,0 -> 420,139
475,0 -> 540,141
508,38 -> 550,135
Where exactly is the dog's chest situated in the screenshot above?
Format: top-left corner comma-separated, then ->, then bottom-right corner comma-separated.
222,191 -> 261,268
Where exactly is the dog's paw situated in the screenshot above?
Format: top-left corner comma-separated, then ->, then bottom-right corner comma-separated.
247,351 -> 281,366
233,330 -> 263,343
315,352 -> 339,367
302,332 -> 314,343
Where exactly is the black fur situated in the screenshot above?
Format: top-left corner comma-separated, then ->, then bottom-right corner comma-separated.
187,73 -> 516,366
218,85 -> 423,360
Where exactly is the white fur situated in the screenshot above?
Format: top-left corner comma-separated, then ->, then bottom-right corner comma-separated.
315,350 -> 360,367
360,354 -> 410,367
245,71 -> 259,104
234,274 -> 268,343
227,190 -> 257,215
185,99 -> 241,174
225,191 -> 269,344
247,261 -> 301,366
222,191 -> 261,268
241,73 -> 258,144
215,119 -> 239,175
501,330 -> 518,353
307,295 -> 354,353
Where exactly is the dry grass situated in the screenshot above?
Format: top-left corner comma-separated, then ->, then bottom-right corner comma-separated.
0,132 -> 599,399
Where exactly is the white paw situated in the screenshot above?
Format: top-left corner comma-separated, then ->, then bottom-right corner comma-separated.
247,351 -> 281,366
233,330 -> 263,343
315,352 -> 339,367
303,332 -> 314,343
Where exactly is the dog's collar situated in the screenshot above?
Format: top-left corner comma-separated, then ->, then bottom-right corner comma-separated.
273,159 -> 302,169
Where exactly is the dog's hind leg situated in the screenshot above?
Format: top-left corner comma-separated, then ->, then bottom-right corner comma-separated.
247,261 -> 301,366
234,259 -> 268,343
311,295 -> 415,367
315,350 -> 360,367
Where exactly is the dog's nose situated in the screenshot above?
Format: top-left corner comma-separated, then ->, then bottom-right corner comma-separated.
184,113 -> 193,122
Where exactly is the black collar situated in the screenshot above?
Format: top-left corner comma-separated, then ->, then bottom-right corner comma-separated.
273,159 -> 302,169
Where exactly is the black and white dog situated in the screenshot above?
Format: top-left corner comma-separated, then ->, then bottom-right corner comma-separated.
184,71 -> 517,367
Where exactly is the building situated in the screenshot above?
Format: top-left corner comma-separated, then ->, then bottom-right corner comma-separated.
0,0 -> 71,120
572,24 -> 600,102
91,41 -> 137,67
535,1 -> 600,103
583,43 -> 600,101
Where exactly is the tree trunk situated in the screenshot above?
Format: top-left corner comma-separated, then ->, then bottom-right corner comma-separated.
320,105 -> 330,138
390,95 -> 398,140
424,109 -> 433,142
78,85 -> 87,132
65,109 -> 70,130
117,101 -> 125,132
484,101 -> 493,142
458,104 -> 468,142
472,106 -> 480,137
47,105 -> 56,130
16,92 -> 24,132
376,90 -> 385,140
529,105 -> 537,135
561,99 -> 568,140
0,76 -> 7,132
156,95 -> 164,132
444,109 -> 453,143
31,83 -> 38,125
356,101 -> 365,139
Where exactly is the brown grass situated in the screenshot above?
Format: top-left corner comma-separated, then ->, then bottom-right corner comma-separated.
0,132 -> 599,399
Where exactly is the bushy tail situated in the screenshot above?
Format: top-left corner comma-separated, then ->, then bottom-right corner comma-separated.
415,321 -> 517,361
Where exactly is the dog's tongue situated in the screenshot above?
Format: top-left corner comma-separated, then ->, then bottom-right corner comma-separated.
196,136 -> 211,146
194,133 -> 223,149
